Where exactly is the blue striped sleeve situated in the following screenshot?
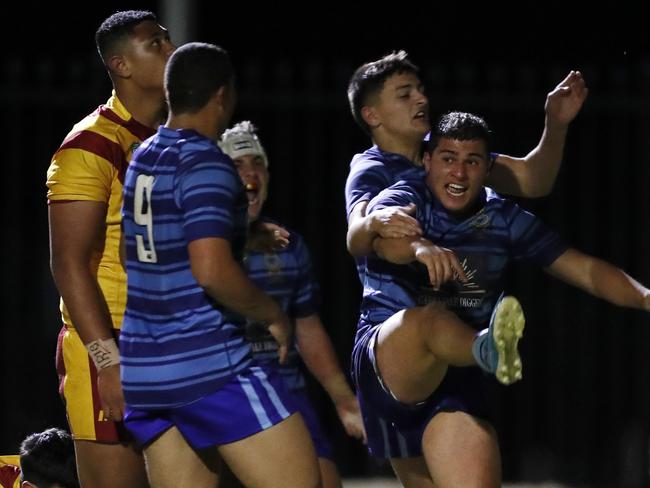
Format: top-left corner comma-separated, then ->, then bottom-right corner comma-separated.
289,234 -> 321,318
507,202 -> 568,266
366,181 -> 422,215
345,159 -> 391,217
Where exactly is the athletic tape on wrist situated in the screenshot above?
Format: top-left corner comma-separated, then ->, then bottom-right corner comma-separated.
85,337 -> 120,370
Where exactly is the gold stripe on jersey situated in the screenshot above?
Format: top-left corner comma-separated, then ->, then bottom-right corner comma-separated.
46,92 -> 154,330
0,456 -> 20,488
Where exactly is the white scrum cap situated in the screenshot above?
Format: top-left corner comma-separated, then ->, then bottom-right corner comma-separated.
219,120 -> 268,167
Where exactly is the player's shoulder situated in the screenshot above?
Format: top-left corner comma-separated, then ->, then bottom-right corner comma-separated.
72,101 -> 129,141
0,455 -> 20,467
54,101 -> 128,161
374,178 -> 426,203
390,177 -> 427,194
173,130 -> 232,169
349,146 -> 390,171
483,187 -> 528,226
484,187 -> 514,210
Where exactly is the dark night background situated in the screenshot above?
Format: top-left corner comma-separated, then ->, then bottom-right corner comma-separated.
1,2 -> 648,486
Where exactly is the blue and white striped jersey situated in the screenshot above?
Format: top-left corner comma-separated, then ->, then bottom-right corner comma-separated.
121,126 -> 251,409
243,220 -> 320,391
357,179 -> 567,343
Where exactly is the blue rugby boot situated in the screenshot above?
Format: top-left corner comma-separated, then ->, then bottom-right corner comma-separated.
472,294 -> 525,385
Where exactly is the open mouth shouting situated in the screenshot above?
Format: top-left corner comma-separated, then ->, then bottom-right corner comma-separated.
445,182 -> 467,198
244,182 -> 260,207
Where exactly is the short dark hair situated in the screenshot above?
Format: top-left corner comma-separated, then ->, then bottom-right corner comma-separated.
425,111 -> 492,158
165,42 -> 234,114
347,51 -> 419,135
20,428 -> 79,488
95,10 -> 157,65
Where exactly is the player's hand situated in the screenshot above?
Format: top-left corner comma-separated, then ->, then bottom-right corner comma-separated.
247,221 -> 290,252
643,292 -> 650,312
413,240 -> 468,290
334,394 -> 367,444
370,204 -> 422,239
267,311 -> 293,365
97,364 -> 125,422
545,70 -> 588,129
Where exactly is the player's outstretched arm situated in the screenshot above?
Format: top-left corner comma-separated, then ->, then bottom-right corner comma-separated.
545,248 -> 650,311
488,71 -> 588,197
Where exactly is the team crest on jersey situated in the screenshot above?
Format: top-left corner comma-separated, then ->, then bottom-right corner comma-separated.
417,256 -> 486,309
263,253 -> 283,282
457,257 -> 484,294
128,142 -> 141,157
470,210 -> 491,230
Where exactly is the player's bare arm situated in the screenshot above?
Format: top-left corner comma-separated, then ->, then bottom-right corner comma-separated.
488,70 -> 588,197
374,235 -> 468,290
295,315 -> 366,443
545,247 -> 649,311
347,201 -> 422,257
49,201 -> 125,420
189,236 -> 292,363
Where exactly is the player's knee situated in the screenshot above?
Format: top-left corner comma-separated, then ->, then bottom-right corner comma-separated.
318,458 -> 342,488
285,470 -> 322,488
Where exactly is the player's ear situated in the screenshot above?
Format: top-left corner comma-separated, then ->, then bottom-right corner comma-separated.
361,105 -> 381,129
487,151 -> 496,174
422,151 -> 432,173
107,54 -> 130,79
213,85 -> 226,104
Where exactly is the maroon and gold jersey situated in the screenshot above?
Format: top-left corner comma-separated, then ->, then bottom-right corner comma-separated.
0,455 -> 20,488
46,93 -> 155,330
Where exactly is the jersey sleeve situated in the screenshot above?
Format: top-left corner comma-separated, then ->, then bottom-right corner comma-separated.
174,150 -> 242,243
289,233 -> 321,318
506,202 -> 568,266
366,181 -> 423,217
46,132 -> 119,203
345,158 -> 390,218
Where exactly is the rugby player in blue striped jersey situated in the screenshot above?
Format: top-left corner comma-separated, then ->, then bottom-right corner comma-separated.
354,111 -> 650,486
344,51 -> 587,486
121,43 -> 321,488
220,121 -> 366,488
